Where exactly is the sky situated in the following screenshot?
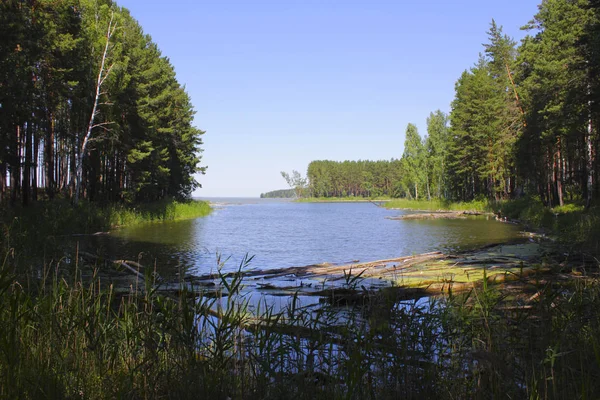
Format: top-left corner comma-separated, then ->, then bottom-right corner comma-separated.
115,0 -> 541,197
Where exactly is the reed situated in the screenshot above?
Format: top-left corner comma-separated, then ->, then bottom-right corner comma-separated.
1,251 -> 599,399
0,198 -> 211,266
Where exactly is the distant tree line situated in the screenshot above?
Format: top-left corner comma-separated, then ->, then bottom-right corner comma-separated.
308,1 -> 600,207
307,160 -> 402,198
0,0 -> 205,206
260,189 -> 296,198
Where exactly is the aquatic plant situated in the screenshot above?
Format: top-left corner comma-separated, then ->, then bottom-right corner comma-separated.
0,250 -> 599,399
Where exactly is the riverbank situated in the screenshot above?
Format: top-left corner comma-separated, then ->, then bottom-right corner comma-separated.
296,196 -> 392,203
385,198 -> 490,212
0,199 -> 211,263
2,198 -> 600,398
384,197 -> 600,253
108,198 -> 211,227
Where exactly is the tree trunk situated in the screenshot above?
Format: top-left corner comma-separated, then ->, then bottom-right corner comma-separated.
22,121 -> 32,205
32,124 -> 38,202
586,118 -> 594,208
75,13 -> 116,204
11,125 -> 21,205
46,115 -> 55,199
0,162 -> 6,202
556,138 -> 564,207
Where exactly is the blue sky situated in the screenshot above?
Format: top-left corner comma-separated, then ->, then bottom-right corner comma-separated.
116,0 -> 540,197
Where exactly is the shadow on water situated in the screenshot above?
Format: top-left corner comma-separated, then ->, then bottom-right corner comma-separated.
63,200 -> 524,281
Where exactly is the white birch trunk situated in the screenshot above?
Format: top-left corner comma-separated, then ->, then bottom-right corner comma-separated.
75,13 -> 116,204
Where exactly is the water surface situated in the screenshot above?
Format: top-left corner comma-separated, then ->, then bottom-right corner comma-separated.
85,199 -> 521,276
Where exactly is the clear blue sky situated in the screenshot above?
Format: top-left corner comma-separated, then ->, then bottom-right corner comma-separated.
116,0 -> 540,197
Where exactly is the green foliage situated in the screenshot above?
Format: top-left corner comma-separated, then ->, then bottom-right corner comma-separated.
0,199 -> 211,263
296,196 -> 392,203
516,0 -> 594,207
281,170 -> 309,198
385,198 -> 491,212
108,199 -> 211,227
260,188 -> 297,198
425,110 -> 450,199
402,123 -> 427,200
496,196 -> 600,254
1,254 -> 600,398
307,159 -> 402,198
0,0 -> 205,206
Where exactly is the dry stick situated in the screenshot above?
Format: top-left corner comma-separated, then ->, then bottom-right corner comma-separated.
79,251 -> 145,280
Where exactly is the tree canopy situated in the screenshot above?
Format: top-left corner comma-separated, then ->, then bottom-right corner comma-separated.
0,0 -> 205,205
302,1 -> 600,207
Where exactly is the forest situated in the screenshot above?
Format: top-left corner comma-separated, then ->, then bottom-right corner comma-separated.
260,188 -> 296,198
307,2 -> 600,209
0,0 -> 205,206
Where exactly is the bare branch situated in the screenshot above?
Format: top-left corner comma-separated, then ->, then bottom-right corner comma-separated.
91,121 -> 115,129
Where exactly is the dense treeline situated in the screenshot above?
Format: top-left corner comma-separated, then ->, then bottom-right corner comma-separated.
306,112 -> 448,200
260,188 -> 296,198
309,1 -> 600,207
410,2 -> 600,206
0,0 -> 205,206
307,160 -> 402,198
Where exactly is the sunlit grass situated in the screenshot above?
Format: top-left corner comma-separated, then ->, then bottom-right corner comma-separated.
385,198 -> 491,212
108,199 -> 212,227
296,196 -> 393,202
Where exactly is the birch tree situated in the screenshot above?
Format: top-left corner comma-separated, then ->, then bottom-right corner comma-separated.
75,9 -> 117,204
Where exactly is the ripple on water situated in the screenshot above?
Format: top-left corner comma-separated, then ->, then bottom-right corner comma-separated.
84,200 -> 521,277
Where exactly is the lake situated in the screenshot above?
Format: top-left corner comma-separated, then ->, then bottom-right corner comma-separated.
82,198 -> 522,278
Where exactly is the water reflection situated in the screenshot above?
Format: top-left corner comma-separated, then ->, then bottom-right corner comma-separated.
80,200 -> 521,278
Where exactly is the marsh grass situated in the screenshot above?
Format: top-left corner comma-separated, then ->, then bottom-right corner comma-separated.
1,249 -> 600,399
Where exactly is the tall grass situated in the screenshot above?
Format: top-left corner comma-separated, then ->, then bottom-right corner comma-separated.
108,199 -> 211,227
1,251 -> 600,399
0,199 -> 211,264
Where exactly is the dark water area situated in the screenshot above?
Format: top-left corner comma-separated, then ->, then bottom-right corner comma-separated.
80,198 -> 521,277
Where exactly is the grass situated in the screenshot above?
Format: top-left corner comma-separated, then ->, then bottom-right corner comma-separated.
383,197 -> 600,255
385,198 -> 491,212
296,196 -> 393,203
2,196 -> 600,398
1,252 -> 600,399
107,198 -> 212,227
0,198 -> 211,270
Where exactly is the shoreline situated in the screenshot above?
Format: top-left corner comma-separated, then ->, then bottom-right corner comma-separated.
90,235 -> 555,303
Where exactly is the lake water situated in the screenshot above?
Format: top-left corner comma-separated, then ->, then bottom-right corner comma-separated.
83,198 -> 522,278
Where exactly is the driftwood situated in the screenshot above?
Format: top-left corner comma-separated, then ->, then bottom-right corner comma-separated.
78,250 -> 155,282
186,252 -> 445,284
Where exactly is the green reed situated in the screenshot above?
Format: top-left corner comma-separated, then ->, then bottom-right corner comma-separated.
1,251 -> 600,399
